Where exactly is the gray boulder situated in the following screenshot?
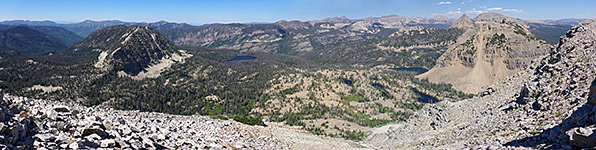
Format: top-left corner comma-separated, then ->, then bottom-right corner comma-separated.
570,127 -> 596,148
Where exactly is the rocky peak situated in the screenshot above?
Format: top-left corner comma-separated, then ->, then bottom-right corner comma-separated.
71,25 -> 183,76
419,13 -> 550,93
450,14 -> 474,29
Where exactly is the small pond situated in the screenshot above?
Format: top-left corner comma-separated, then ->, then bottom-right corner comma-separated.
410,87 -> 440,103
225,56 -> 257,62
340,78 -> 352,86
389,67 -> 429,75
371,83 -> 384,89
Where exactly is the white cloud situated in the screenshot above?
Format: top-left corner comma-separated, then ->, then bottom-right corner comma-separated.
466,8 -> 484,14
437,1 -> 452,5
486,7 -> 503,11
503,9 -> 523,13
447,11 -> 463,15
433,9 -> 463,17
461,0 -> 473,4
481,6 -> 524,13
479,6 -> 487,9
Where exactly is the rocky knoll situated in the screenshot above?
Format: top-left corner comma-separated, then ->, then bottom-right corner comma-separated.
366,18 -> 596,149
0,91 -> 365,149
71,25 -> 188,78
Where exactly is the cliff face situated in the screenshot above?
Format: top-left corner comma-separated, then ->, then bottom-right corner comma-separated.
418,12 -> 551,94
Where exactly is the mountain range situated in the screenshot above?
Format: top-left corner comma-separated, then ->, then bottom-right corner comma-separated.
0,12 -> 595,149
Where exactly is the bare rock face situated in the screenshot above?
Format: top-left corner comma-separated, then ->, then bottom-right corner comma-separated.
450,14 -> 474,29
493,18 -> 596,148
418,12 -> 550,93
588,79 -> 596,105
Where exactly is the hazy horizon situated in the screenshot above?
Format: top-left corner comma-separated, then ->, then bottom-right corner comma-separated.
1,0 -> 595,25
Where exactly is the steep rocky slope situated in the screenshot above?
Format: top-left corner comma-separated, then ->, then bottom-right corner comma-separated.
0,92 -> 366,149
366,17 -> 596,149
71,25 -> 189,78
418,13 -> 551,93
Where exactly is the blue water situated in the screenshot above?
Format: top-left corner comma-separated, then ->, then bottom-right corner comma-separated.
225,56 -> 257,62
371,83 -> 384,89
341,78 -> 352,86
389,67 -> 429,74
410,87 -> 440,103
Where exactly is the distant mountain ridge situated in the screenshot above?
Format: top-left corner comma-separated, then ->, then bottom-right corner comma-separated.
0,20 -> 193,37
544,18 -> 589,25
0,26 -> 67,54
0,25 -> 82,47
0,15 -> 584,45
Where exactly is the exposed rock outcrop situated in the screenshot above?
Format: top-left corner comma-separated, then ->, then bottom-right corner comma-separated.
418,12 -> 550,93
0,92 -> 365,149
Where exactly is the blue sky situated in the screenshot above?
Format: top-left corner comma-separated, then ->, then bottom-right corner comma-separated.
1,0 -> 595,25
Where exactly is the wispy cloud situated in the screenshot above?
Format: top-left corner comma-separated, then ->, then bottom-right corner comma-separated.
503,9 -> 523,13
437,1 -> 452,5
481,6 -> 524,13
486,7 -> 502,11
433,8 -> 463,17
466,8 -> 484,14
461,0 -> 473,4
446,10 -> 462,15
